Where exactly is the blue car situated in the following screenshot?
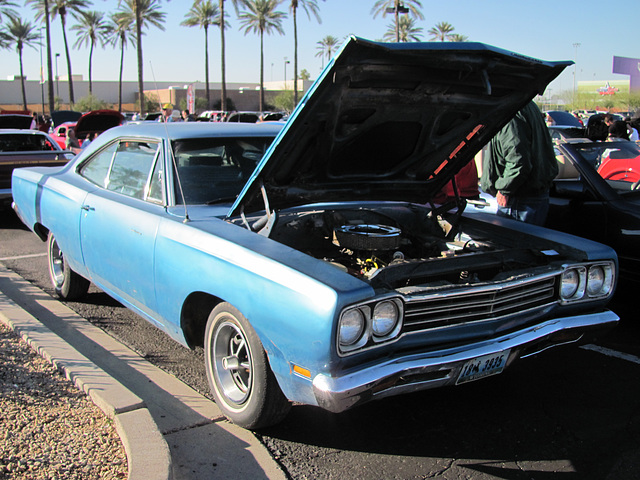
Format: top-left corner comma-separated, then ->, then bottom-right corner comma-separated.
12,38 -> 619,429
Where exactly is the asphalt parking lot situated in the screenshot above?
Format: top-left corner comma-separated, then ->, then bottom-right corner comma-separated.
2,208 -> 640,480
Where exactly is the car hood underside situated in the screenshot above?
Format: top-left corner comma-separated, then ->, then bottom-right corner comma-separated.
231,37 -> 570,216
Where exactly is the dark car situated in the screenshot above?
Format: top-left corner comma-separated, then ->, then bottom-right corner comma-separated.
226,111 -> 261,123
545,110 -> 583,127
548,125 -> 587,143
1,129 -> 73,206
0,114 -> 34,130
549,140 -> 640,282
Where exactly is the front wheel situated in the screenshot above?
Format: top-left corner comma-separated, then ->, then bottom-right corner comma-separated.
204,303 -> 291,429
47,232 -> 90,300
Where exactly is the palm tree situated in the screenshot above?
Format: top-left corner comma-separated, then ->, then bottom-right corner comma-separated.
0,0 -> 18,23
105,12 -> 135,112
314,34 -> 339,69
238,0 -> 286,112
4,16 -> 40,109
219,0 -> 249,112
448,33 -> 468,42
383,15 -> 422,42
71,10 -> 108,95
288,0 -> 322,104
181,0 -> 224,109
371,0 -> 423,43
25,0 -> 55,114
428,21 -> 455,42
117,0 -> 166,116
27,0 -> 90,105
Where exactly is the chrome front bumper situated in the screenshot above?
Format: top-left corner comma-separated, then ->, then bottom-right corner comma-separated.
312,310 -> 619,413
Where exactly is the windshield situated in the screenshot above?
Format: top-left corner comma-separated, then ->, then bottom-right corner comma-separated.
172,136 -> 275,205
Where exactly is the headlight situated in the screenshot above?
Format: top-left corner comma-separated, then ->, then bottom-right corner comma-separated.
587,266 -> 604,295
338,308 -> 365,346
560,268 -> 582,300
372,301 -> 399,338
560,262 -> 615,303
586,264 -> 614,297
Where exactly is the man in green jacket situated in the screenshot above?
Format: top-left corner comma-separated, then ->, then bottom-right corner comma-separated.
480,101 -> 558,226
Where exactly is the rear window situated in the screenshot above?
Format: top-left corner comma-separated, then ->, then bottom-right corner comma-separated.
0,133 -> 57,152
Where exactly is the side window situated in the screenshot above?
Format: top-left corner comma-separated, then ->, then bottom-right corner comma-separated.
79,142 -> 118,187
78,140 -> 161,201
146,155 -> 164,203
107,141 -> 161,200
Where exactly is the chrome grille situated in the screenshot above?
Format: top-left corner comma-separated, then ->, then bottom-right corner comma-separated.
403,276 -> 557,332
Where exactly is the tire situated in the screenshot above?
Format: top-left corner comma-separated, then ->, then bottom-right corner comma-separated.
204,303 -> 291,429
47,232 -> 90,300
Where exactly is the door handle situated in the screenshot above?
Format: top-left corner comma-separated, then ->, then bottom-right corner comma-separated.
81,204 -> 95,211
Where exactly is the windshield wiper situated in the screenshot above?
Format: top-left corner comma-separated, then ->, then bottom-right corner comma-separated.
205,196 -> 238,205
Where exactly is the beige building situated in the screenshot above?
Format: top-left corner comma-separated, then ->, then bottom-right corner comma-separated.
0,76 -> 310,115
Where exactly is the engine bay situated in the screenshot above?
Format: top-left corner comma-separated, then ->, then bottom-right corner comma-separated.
251,202 -> 566,290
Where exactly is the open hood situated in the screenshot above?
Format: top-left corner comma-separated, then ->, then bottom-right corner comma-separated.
51,110 -> 83,127
74,109 -> 124,139
230,37 -> 570,217
0,114 -> 33,129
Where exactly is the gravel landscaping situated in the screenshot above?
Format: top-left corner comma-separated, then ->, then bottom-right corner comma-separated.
0,322 -> 128,480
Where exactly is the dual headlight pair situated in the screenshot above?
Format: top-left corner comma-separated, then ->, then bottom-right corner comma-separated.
338,298 -> 403,355
560,262 -> 615,303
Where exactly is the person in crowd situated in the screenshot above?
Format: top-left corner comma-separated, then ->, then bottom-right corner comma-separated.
480,101 -> 558,226
81,132 -> 96,150
607,120 -> 630,141
586,113 -> 609,141
65,127 -> 81,153
158,103 -> 174,122
181,109 -> 195,122
623,116 -> 639,141
433,160 -> 480,205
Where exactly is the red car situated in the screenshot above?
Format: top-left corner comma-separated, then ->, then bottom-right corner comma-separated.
596,141 -> 640,186
50,121 -> 77,149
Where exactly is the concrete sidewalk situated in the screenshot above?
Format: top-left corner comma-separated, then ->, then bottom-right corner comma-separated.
0,264 -> 286,480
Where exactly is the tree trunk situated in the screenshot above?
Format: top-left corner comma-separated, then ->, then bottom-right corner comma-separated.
19,48 -> 27,110
293,7 -> 298,104
118,37 -> 124,112
205,25 -> 210,108
88,41 -> 93,95
259,30 -> 264,112
61,16 -> 75,105
44,0 -> 54,115
135,0 -> 144,116
220,0 -> 227,112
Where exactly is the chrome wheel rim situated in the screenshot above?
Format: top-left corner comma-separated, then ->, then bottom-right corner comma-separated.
213,320 -> 252,406
49,237 -> 65,287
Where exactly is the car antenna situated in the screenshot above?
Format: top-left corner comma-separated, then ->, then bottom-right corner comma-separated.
150,62 -> 190,223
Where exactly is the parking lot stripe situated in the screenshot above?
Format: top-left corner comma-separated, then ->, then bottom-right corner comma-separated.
581,344 -> 640,365
0,253 -> 47,261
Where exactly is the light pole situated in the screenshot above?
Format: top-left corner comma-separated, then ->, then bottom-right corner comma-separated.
572,43 -> 581,106
284,57 -> 290,90
55,53 -> 60,99
386,2 -> 409,43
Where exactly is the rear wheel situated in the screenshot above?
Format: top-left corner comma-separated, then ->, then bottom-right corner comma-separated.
47,232 -> 90,300
204,303 -> 291,429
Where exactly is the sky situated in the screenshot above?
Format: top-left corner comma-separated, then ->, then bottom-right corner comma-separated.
1,0 -> 638,97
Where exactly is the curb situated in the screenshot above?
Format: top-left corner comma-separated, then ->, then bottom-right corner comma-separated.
0,296 -> 172,480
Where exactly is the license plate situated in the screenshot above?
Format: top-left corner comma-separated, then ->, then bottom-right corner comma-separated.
456,350 -> 510,385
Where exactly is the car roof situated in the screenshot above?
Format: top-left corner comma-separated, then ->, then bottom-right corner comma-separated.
92,121 -> 284,145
